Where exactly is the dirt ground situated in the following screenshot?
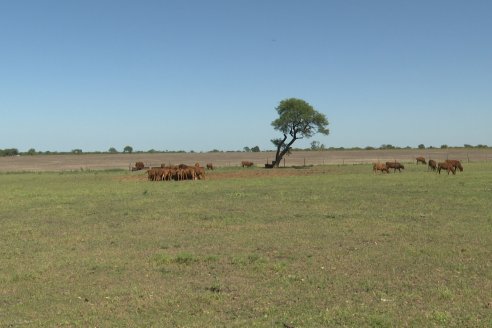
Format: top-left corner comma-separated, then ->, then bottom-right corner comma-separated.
1,149 -> 491,172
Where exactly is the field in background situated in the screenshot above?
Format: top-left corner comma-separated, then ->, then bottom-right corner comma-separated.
1,148 -> 492,172
1,163 -> 491,326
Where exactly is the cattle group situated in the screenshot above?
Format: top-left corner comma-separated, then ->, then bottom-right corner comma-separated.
139,160 -> 256,182
373,157 -> 464,176
147,163 -> 206,181
372,161 -> 405,174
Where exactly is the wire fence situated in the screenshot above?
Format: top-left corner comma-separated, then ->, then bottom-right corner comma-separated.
2,150 -> 490,172
132,151 -> 492,170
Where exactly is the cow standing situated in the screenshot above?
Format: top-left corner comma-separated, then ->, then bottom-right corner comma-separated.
241,161 -> 254,168
373,163 -> 389,174
386,161 -> 405,173
428,160 -> 437,171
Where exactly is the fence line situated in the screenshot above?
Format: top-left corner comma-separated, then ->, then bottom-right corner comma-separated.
136,155 -> 492,169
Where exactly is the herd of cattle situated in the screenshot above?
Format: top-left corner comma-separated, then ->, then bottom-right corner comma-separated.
373,157 -> 464,175
131,157 -> 464,181
131,161 -> 255,181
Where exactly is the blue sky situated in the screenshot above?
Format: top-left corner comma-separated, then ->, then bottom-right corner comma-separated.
1,1 -> 491,152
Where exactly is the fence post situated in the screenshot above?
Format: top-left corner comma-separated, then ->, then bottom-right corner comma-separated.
304,158 -> 306,167
283,158 -> 286,167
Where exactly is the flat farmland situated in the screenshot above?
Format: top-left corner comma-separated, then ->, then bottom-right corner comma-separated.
1,148 -> 492,172
1,161 -> 491,327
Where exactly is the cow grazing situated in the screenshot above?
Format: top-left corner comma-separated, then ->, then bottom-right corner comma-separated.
206,163 -> 214,170
416,156 -> 426,165
445,159 -> 463,172
428,159 -> 437,171
241,161 -> 254,168
385,161 -> 405,173
438,162 -> 456,175
373,163 -> 389,174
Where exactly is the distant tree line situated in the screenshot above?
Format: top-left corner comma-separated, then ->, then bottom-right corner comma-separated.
0,144 -> 488,157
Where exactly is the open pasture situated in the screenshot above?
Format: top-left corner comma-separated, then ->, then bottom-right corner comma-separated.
1,163 -> 491,326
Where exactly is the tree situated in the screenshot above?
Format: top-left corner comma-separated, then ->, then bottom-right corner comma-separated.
108,147 -> 118,153
270,98 -> 329,167
310,140 -> 325,151
123,145 -> 133,153
27,148 -> 37,155
243,146 -> 251,152
251,146 -> 260,152
418,144 -> 425,149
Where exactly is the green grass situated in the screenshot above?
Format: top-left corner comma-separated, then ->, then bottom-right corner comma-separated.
1,164 -> 491,327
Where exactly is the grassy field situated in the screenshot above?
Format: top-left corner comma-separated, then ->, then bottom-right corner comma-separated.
1,164 -> 491,327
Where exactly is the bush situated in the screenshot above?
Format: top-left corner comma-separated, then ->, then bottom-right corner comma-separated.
0,148 -> 19,157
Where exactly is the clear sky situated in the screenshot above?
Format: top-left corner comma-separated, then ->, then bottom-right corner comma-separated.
1,1 -> 491,152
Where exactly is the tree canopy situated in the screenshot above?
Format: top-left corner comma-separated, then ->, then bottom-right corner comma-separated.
270,98 -> 329,167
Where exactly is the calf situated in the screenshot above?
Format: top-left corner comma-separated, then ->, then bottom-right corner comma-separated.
385,161 -> 405,173
206,163 -> 214,170
416,156 -> 426,165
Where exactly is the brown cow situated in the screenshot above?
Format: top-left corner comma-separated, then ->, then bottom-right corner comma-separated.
195,166 -> 206,180
182,167 -> 196,180
386,161 -> 405,173
445,159 -> 463,172
416,156 -> 426,165
438,162 -> 456,175
206,163 -> 214,170
428,159 -> 437,171
132,161 -> 146,171
241,161 -> 254,167
147,167 -> 164,181
373,163 -> 389,174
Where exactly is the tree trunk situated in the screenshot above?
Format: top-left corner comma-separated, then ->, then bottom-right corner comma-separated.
273,134 -> 288,167
273,135 -> 297,168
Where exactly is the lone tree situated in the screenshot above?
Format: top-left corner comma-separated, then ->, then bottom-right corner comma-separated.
123,145 -> 133,153
271,98 -> 329,167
